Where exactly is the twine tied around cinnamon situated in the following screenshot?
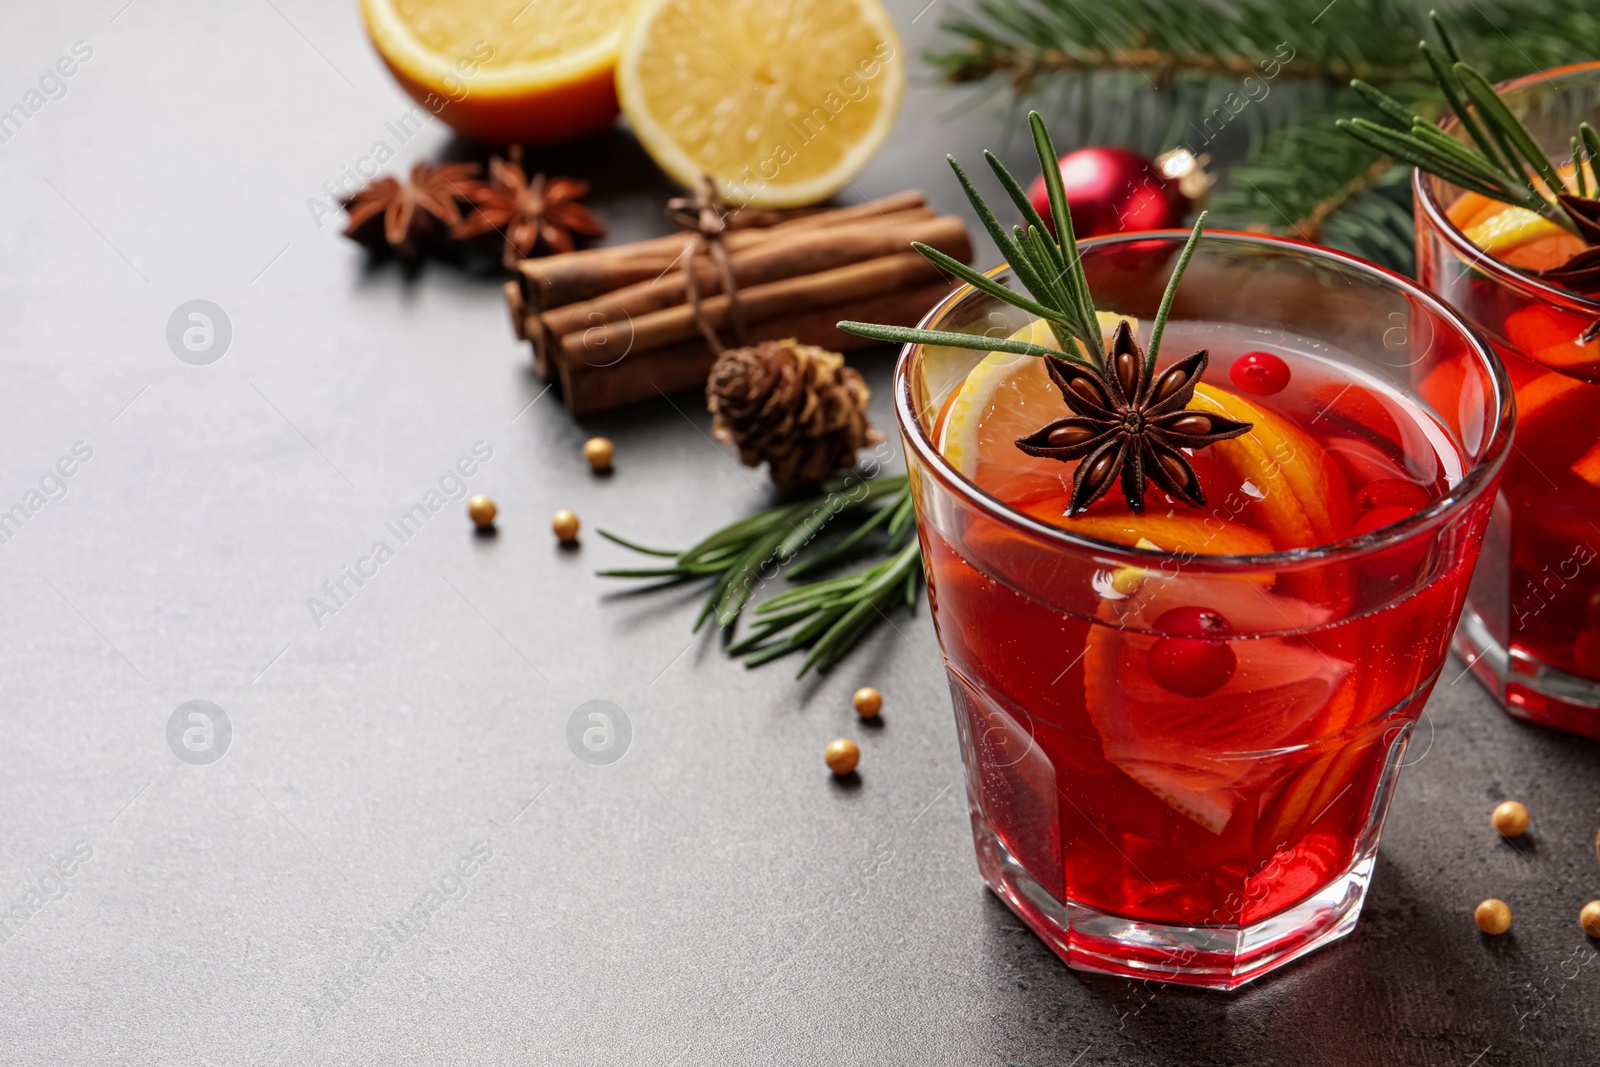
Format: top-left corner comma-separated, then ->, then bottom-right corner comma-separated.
666,174 -> 747,355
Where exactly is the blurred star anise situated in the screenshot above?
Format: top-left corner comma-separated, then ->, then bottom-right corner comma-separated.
341,161 -> 483,259
1015,321 -> 1251,514
454,146 -> 605,268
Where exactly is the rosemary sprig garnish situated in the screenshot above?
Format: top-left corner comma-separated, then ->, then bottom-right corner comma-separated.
838,109 -> 1247,516
1336,10 -> 1600,244
837,109 -> 1207,375
598,473 -> 921,676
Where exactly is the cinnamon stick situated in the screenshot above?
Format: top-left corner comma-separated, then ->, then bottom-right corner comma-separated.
555,280 -> 957,415
514,193 -> 929,309
557,251 -> 949,366
534,215 -> 971,363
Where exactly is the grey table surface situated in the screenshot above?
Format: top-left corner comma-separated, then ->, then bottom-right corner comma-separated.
3,2 -> 1599,1065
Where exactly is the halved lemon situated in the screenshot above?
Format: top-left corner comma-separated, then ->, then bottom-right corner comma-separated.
359,0 -> 632,144
615,0 -> 904,206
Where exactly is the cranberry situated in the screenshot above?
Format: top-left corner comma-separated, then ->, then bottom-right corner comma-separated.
1353,478 -> 1432,514
1574,628 -> 1600,674
1229,351 -> 1290,395
1351,506 -> 1426,578
1147,607 -> 1237,697
1351,505 -> 1418,539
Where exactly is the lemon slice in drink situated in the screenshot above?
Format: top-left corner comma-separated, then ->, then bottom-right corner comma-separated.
938,313 -> 1134,489
1465,206 -> 1566,255
615,0 -> 904,207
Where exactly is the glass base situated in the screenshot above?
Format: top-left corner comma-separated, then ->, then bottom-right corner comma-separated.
1455,608 -> 1600,740
972,817 -> 1376,991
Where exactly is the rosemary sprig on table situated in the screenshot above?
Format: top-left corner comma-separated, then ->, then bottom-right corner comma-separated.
1336,11 -> 1600,241
598,473 -> 922,676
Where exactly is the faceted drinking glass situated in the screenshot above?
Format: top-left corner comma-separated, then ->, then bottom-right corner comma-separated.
1414,61 -> 1600,738
896,233 -> 1511,988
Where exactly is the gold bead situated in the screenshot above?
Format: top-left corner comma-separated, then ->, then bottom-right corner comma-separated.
825,738 -> 859,776
852,687 -> 883,719
467,495 -> 497,529
1492,800 -> 1530,838
583,437 -> 614,472
552,509 -> 580,544
1581,900 -> 1600,939
1475,898 -> 1512,935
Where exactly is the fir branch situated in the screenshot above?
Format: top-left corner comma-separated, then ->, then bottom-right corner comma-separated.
928,0 -> 1600,269
930,0 -> 1600,91
1211,91 -> 1427,270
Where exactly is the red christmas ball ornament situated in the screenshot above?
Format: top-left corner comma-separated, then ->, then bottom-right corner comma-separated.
1027,146 -> 1190,238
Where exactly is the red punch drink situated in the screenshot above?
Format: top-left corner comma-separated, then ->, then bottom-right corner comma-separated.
897,234 -> 1510,988
1414,62 -> 1600,737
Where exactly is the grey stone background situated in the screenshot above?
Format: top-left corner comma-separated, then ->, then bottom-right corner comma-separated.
0,1 -> 1596,1064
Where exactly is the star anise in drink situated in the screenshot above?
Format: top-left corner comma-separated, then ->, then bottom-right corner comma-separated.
840,109 -> 1250,519
1014,321 -> 1252,514
341,161 -> 483,259
454,146 -> 605,268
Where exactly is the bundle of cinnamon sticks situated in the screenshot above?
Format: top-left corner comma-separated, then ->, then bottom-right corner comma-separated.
503,190 -> 972,415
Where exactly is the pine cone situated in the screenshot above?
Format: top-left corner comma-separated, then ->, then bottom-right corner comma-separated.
707,339 -> 883,489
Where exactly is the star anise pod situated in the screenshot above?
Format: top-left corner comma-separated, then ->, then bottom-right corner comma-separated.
341,162 -> 483,259
454,146 -> 605,268
1014,321 -> 1252,515
1540,194 -> 1600,295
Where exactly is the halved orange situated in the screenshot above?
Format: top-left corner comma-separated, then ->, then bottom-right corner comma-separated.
359,0 -> 632,144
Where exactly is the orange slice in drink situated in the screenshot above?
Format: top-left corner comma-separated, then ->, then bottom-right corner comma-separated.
1189,384 -> 1351,551
1454,163 -> 1588,269
1189,385 -> 1353,606
1013,508 -> 1273,557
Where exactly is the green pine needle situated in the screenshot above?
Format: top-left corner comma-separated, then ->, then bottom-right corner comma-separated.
1337,22 -> 1595,244
839,110 -> 1209,374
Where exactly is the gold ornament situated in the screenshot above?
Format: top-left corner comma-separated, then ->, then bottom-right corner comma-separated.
825,738 -> 860,776
1581,900 -> 1600,939
468,494 -> 497,529
584,437 -> 615,472
1491,800 -> 1529,838
552,509 -> 580,544
852,687 -> 883,719
1475,898 -> 1512,935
